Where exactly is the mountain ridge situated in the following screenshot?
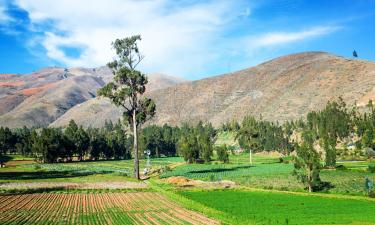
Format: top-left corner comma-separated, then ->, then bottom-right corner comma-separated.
51,51 -> 375,128
1,51 -> 375,128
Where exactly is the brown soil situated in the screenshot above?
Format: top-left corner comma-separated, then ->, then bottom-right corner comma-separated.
0,192 -> 219,224
0,181 -> 148,190
165,176 -> 236,189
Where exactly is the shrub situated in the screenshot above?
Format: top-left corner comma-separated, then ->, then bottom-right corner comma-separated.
215,145 -> 229,163
368,164 -> 375,173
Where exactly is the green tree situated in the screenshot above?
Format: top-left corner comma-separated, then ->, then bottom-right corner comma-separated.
215,144 -> 229,163
65,120 -> 90,161
98,35 -> 156,179
293,130 -> 322,192
236,116 -> 260,164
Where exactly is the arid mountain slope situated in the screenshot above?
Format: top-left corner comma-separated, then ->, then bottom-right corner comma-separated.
0,67 -> 185,128
51,52 -> 375,128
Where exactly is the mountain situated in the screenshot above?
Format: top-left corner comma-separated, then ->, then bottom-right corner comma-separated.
0,67 -> 185,128
50,52 -> 375,128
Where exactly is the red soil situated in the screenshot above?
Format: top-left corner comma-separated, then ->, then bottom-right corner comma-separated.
18,82 -> 57,95
0,81 -> 24,87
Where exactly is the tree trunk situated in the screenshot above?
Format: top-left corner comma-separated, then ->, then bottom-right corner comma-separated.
133,109 -> 139,180
307,167 -> 312,193
249,149 -> 253,165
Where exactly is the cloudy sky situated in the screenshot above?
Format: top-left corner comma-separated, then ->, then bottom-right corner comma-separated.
0,0 -> 374,79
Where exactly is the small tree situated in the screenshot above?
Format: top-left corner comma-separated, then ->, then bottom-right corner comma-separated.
236,116 -> 260,164
215,145 -> 229,163
353,50 -> 358,58
293,130 -> 322,192
98,35 -> 155,179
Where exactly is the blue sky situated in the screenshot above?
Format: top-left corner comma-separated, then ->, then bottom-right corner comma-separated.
0,0 -> 374,80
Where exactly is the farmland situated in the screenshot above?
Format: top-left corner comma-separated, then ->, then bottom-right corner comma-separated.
161,153 -> 375,196
178,189 -> 375,225
0,192 -> 219,224
1,153 -> 375,224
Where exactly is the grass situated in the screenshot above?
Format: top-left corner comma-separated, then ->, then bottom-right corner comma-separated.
161,153 -> 375,196
0,156 -> 183,183
178,189 -> 375,225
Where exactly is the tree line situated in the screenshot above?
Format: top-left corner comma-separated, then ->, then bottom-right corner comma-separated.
0,120 -> 181,164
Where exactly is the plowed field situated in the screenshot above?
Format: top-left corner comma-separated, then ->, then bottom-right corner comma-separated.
0,192 -> 219,225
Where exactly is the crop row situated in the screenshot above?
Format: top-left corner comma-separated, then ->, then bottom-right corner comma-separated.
0,192 -> 218,224
160,163 -> 293,180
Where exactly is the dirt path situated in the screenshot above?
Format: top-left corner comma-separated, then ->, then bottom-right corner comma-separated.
0,181 -> 148,190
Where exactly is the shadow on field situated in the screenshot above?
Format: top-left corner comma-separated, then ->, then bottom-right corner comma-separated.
0,187 -> 67,195
0,171 -> 96,180
188,165 -> 253,174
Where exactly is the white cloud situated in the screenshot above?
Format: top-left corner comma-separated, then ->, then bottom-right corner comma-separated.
13,0 -> 244,77
250,26 -> 340,48
0,1 -> 12,23
11,1 -> 342,78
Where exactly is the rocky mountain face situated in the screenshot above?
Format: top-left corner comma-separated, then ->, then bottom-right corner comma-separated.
0,67 -> 185,128
2,52 -> 375,128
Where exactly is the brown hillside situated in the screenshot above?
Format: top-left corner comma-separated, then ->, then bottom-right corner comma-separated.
51,52 -> 375,128
0,67 -> 186,128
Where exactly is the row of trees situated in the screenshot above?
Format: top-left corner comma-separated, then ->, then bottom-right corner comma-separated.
0,120 -> 133,163
0,120 -> 184,164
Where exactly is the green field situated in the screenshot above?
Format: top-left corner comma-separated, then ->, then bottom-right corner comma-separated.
179,189 -> 375,225
1,153 -> 375,224
160,154 -> 375,196
0,157 -> 183,184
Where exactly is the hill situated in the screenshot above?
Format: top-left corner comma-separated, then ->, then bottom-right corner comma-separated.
51,52 -> 375,128
0,67 -> 185,128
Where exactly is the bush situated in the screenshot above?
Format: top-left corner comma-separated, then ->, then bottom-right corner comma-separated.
215,145 -> 229,163
368,190 -> 375,198
336,165 -> 347,171
368,164 -> 375,173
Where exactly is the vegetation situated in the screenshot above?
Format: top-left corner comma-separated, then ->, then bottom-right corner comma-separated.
177,122 -> 215,163
98,35 -> 156,179
179,189 -> 375,225
293,130 -> 322,192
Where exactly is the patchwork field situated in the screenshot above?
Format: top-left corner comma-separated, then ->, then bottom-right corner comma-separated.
1,154 -> 375,224
0,192 -> 219,225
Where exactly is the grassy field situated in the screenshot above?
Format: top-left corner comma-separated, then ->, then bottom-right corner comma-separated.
161,153 -> 375,196
0,157 -> 183,184
178,189 -> 375,225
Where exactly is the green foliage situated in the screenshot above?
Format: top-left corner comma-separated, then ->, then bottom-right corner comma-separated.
139,124 -> 180,157
306,98 -> 352,167
236,116 -> 293,154
215,145 -> 229,163
97,35 -> 155,179
31,128 -> 70,163
177,122 -> 215,163
65,120 -> 90,161
293,130 -> 322,192
368,164 -> 375,173
97,35 -> 155,128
